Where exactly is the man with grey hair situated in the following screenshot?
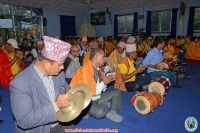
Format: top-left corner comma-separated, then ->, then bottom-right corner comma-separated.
115,43 -> 145,92
98,37 -> 106,52
70,48 -> 123,123
64,45 -> 81,83
107,41 -> 126,72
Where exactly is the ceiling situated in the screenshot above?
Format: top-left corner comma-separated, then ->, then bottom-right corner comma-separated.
0,0 -> 180,14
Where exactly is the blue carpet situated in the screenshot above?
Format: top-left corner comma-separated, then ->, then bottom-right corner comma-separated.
0,64 -> 200,133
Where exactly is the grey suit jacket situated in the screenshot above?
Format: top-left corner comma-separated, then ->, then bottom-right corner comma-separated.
10,62 -> 69,133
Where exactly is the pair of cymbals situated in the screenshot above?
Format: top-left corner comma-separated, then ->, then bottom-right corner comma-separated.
56,83 -> 92,122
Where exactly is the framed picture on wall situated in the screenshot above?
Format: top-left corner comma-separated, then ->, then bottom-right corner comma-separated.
91,12 -> 106,25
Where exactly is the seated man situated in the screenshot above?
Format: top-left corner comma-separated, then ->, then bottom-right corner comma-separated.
107,41 -> 126,72
115,44 -> 145,92
31,40 -> 45,58
82,39 -> 98,65
65,45 -> 81,83
142,37 -> 176,85
79,36 -> 88,65
97,37 -> 106,52
70,48 -> 123,123
0,39 -> 24,88
10,36 -> 75,133
105,36 -> 115,56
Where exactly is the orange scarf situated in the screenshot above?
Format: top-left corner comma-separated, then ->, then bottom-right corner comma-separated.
70,60 -> 97,96
114,57 -> 129,91
83,51 -> 91,65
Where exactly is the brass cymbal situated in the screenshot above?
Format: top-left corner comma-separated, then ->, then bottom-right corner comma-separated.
69,83 -> 92,109
56,93 -> 84,122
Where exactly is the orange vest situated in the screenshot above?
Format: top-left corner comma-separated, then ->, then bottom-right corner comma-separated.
83,52 -> 90,65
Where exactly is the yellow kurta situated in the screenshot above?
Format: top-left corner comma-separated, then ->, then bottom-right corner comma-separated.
118,58 -> 136,82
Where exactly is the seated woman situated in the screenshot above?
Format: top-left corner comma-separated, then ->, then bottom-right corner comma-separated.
115,43 -> 145,92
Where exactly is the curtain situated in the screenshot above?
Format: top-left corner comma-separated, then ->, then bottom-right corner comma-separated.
187,6 -> 195,36
60,15 -> 76,37
171,8 -> 178,38
134,12 -> 138,34
146,11 -> 151,36
114,15 -> 118,39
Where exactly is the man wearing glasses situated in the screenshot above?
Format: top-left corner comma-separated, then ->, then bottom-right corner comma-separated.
65,45 -> 81,84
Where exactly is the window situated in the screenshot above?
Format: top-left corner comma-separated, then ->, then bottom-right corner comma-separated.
194,8 -> 200,32
0,3 -> 44,42
117,14 -> 134,36
0,3 -> 10,15
151,11 -> 172,33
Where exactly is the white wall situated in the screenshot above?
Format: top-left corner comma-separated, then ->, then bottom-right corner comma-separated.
75,0 -> 200,37
43,0 -> 200,37
43,8 -> 61,37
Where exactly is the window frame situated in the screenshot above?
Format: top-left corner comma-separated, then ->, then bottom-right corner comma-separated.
116,14 -> 134,36
151,10 -> 172,33
193,7 -> 200,33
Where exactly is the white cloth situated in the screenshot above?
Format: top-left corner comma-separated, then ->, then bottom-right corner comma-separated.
91,64 -> 107,101
126,44 -> 137,52
92,79 -> 107,101
31,48 -> 38,58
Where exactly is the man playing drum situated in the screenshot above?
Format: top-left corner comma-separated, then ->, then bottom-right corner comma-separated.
142,37 -> 176,85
